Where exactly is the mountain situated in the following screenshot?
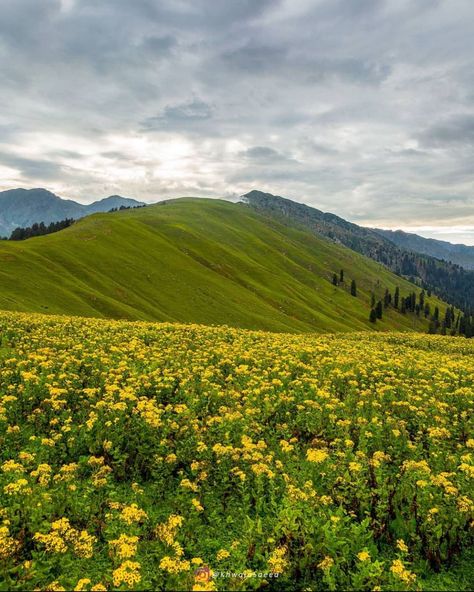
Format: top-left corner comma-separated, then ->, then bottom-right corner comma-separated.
0,198 -> 450,333
373,228 -> 474,270
242,190 -> 474,312
0,188 -> 144,237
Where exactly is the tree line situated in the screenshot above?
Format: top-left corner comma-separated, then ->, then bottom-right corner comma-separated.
8,218 -> 75,240
368,285 -> 473,338
5,204 -> 146,241
332,269 -> 473,339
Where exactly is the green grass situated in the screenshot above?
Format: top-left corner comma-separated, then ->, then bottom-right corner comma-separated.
0,198 -> 450,332
420,548 -> 474,591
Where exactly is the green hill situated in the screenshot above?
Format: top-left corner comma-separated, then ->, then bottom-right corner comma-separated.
243,190 -> 474,311
0,198 -> 450,333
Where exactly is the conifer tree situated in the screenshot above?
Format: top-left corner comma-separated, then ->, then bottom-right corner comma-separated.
419,290 -> 425,309
376,300 -> 383,319
401,297 -> 406,314
350,279 -> 357,296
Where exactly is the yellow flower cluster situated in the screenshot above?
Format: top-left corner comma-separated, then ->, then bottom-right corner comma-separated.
109,534 -> 139,559
318,556 -> 334,570
306,449 -> 329,463
268,545 -> 288,573
0,525 -> 18,560
33,518 -> 96,558
112,560 -> 141,588
390,559 -> 417,584
119,504 -> 148,525
159,555 -> 191,574
155,514 -> 184,546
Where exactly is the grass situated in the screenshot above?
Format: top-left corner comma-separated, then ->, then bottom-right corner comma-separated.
420,548 -> 474,590
0,198 -> 450,332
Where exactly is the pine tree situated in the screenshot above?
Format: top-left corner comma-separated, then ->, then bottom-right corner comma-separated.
332,273 -> 338,286
419,290 -> 425,309
350,279 -> 357,296
369,309 -> 377,323
376,300 -> 383,319
444,307 -> 452,329
340,269 -> 344,283
394,287 -> 400,309
401,297 -> 406,314
384,288 -> 390,307
424,303 -> 431,318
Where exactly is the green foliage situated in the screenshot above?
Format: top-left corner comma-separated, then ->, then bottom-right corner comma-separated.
0,311 -> 472,591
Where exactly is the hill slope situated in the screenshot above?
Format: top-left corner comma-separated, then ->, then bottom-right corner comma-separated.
242,190 -> 474,311
0,188 -> 144,237
374,227 -> 474,270
0,198 -> 449,333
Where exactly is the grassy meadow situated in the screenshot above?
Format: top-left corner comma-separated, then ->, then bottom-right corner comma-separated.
0,311 -> 472,590
0,200 -> 450,333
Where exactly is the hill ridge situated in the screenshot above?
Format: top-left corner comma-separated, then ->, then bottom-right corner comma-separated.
242,190 -> 474,312
373,227 -> 474,270
0,197 -> 451,334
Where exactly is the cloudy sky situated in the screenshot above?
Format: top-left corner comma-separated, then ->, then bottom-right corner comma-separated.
1,0 -> 473,243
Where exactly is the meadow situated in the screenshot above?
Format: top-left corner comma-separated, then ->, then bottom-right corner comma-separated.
0,199 -> 450,334
0,311 -> 472,590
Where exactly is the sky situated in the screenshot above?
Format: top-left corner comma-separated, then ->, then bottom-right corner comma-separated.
0,0 -> 473,244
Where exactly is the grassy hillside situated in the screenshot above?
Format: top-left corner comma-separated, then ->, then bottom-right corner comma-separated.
0,198 -> 450,332
243,190 -> 474,312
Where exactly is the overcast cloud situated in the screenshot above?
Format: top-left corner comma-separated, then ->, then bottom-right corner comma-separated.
0,0 -> 473,242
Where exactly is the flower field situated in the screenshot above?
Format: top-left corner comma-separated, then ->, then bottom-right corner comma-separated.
0,311 -> 473,591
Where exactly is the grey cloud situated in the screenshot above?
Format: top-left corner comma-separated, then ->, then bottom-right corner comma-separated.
141,99 -> 214,132
220,42 -> 390,85
419,114 -> 474,147
141,35 -> 176,55
388,148 -> 428,158
302,58 -> 391,85
221,44 -> 287,73
160,99 -> 213,122
0,152 -> 64,180
239,146 -> 293,163
1,0 -> 474,242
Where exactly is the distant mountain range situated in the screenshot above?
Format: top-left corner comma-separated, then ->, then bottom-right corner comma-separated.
0,188 -> 144,237
242,190 -> 474,311
373,228 -> 474,270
